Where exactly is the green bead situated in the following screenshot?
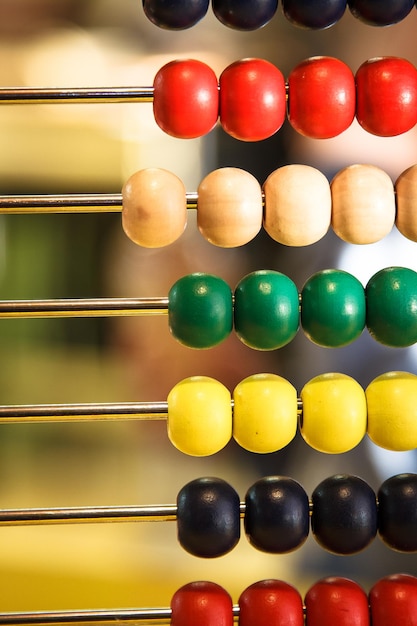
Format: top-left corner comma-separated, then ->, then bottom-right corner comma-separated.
366,266 -> 417,347
168,273 -> 233,349
234,270 -> 299,350
301,269 -> 365,347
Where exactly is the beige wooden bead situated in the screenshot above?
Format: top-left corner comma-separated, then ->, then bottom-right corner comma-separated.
122,168 -> 187,248
395,165 -> 417,242
331,164 -> 395,244
263,164 -> 331,246
197,167 -> 263,247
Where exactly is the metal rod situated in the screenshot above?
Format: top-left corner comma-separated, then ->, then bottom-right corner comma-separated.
0,297 -> 169,318
0,86 -> 154,105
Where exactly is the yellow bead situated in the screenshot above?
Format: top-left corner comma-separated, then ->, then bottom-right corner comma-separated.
232,373 -> 297,453
167,376 -> 232,456
300,373 -> 367,453
395,165 -> 417,242
366,371 -> 417,451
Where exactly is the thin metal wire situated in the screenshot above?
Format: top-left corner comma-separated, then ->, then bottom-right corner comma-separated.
0,297 -> 169,318
0,86 -> 154,105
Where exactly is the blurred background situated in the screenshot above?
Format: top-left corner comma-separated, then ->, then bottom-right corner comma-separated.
1,0 -> 417,611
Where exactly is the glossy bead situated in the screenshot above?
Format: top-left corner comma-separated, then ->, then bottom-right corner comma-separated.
366,371 -> 417,451
395,165 -> 417,242
171,581 -> 233,626
234,271 -> 299,350
219,59 -> 286,141
288,56 -> 355,139
305,577 -> 370,626
311,474 -> 377,554
212,0 -> 278,30
153,59 -> 219,139
263,165 -> 331,246
356,57 -> 417,136
143,0 -> 209,29
301,269 -> 366,347
233,374 -> 298,453
282,0 -> 347,29
300,373 -> 367,453
331,164 -> 395,244
378,473 -> 417,552
197,168 -> 263,247
348,0 -> 415,26
239,580 -> 304,626
167,376 -> 232,456
121,168 -> 187,248
177,477 -> 240,557
366,267 -> 417,347
370,574 -> 417,626
168,273 -> 233,348
244,476 -> 310,553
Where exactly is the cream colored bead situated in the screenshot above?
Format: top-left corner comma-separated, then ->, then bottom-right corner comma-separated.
263,164 -> 331,246
331,164 -> 395,244
395,165 -> 417,242
197,167 -> 263,247
122,168 -> 187,248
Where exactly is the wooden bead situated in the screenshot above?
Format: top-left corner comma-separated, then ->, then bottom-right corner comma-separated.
143,0 -> 210,29
239,580 -> 304,626
378,473 -> 417,552
348,0 -> 415,26
171,581 -> 233,626
369,574 -> 417,626
212,0 -> 278,30
121,168 -> 187,248
197,168 -> 263,247
305,577 -> 370,626
395,165 -> 417,241
263,165 -> 331,246
331,164 -> 395,244
282,0 -> 347,29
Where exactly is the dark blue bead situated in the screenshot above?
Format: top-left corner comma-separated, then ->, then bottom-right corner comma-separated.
378,473 -> 417,552
212,0 -> 278,30
177,477 -> 240,558
142,0 -> 209,29
348,0 -> 414,25
282,0 -> 347,29
244,476 -> 310,553
311,475 -> 377,554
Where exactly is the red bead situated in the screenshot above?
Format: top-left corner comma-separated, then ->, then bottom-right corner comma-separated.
219,58 -> 286,141
356,57 -> 417,136
305,577 -> 370,626
153,59 -> 219,138
171,581 -> 233,626
288,56 -> 355,139
369,574 -> 417,626
239,580 -> 304,626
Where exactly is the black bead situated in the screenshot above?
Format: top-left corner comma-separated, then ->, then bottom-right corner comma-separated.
282,0 -> 347,29
177,477 -> 240,558
212,0 -> 278,30
311,474 -> 377,555
142,0 -> 209,29
348,0 -> 414,25
244,476 -> 310,553
378,473 -> 417,552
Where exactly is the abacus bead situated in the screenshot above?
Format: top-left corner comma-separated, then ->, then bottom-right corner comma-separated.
311,474 -> 377,554
395,165 -> 417,241
331,164 -> 395,244
219,59 -> 286,141
167,376 -> 232,456
282,0 -> 347,29
300,373 -> 367,453
239,580 -> 304,626
366,371 -> 417,451
153,59 -> 219,139
171,581 -> 233,626
143,0 -> 209,29
121,168 -> 187,247
168,273 -> 233,348
356,57 -> 417,136
370,574 -> 417,626
212,0 -> 278,30
234,271 -> 299,350
378,473 -> 417,552
305,578 -> 370,626
366,267 -> 417,347
348,0 -> 415,26
245,477 -> 310,553
233,374 -> 298,453
288,56 -> 355,139
197,168 -> 263,247
263,165 -> 331,246
301,270 -> 366,347
177,477 -> 240,557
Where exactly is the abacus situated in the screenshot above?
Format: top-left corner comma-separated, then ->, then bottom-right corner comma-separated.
2,1 -> 417,623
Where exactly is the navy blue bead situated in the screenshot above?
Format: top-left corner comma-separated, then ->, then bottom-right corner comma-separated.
378,473 -> 417,552
348,0 -> 414,25
177,477 -> 240,558
244,476 -> 310,553
282,0 -> 347,29
143,0 -> 209,29
212,0 -> 278,30
311,475 -> 377,554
